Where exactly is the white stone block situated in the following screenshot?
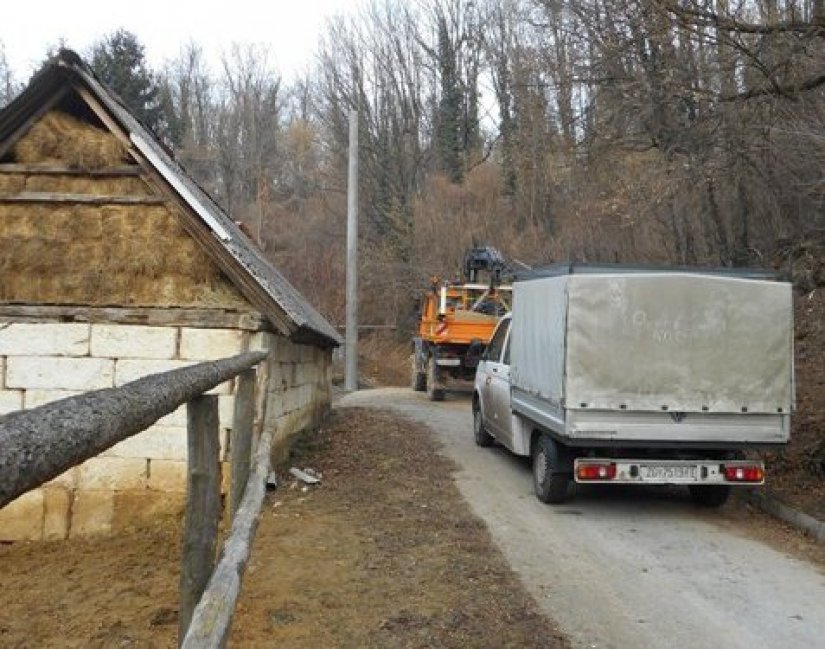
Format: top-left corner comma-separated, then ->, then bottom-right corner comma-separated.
43,487 -> 71,541
71,490 -> 114,537
282,387 -> 300,413
179,328 -> 244,361
147,460 -> 188,492
45,467 -> 78,490
0,389 -> 23,414
114,358 -> 193,385
0,489 -> 44,541
115,358 -> 230,394
249,331 -> 273,352
275,341 -> 300,363
24,389 -> 83,409
91,324 -> 177,359
0,323 -> 90,357
103,426 -> 189,461
219,394 -> 235,429
6,357 -> 114,390
157,404 -> 188,427
77,457 -> 147,491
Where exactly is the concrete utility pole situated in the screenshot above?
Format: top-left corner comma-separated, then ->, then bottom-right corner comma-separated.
345,110 -> 359,392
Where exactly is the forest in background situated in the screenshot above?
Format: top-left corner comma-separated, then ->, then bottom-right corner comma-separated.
1,0 -> 824,332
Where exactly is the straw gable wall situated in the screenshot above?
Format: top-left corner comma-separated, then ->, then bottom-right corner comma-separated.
0,109 -> 334,540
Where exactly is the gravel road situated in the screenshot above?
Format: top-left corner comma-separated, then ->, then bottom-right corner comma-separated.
339,387 -> 825,649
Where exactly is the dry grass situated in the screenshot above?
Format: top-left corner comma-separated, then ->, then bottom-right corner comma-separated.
21,174 -> 150,195
0,173 -> 26,193
0,109 -> 248,309
14,111 -> 127,169
359,331 -> 411,386
0,202 -> 248,309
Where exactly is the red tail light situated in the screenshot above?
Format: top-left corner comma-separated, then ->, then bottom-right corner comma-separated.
577,462 -> 617,481
723,464 -> 764,483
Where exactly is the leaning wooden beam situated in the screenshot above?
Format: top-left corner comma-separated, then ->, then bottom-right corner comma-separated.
0,350 -> 267,508
0,192 -> 166,205
0,163 -> 142,176
180,417 -> 275,648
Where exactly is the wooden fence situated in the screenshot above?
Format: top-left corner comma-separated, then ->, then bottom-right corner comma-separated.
0,350 -> 273,647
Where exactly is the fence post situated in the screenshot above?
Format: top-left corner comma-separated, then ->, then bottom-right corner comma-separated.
230,369 -> 255,519
179,394 -> 221,645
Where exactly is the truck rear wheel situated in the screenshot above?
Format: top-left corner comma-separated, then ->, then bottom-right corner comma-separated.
688,485 -> 731,508
473,400 -> 494,447
532,435 -> 569,504
426,358 -> 444,401
410,354 -> 426,392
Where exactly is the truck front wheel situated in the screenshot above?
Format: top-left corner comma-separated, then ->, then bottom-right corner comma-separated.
473,400 -> 494,447
426,357 -> 444,401
532,435 -> 569,504
688,485 -> 731,508
410,354 -> 426,392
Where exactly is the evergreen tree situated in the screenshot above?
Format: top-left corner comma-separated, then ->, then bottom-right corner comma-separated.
89,29 -> 164,134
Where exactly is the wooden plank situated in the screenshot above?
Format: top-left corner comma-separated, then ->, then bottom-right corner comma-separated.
73,84 -> 133,149
0,192 -> 166,205
181,405 -> 276,649
0,163 -> 141,176
179,395 -> 222,645
0,305 -> 271,331
0,351 -> 267,509
229,369 -> 256,519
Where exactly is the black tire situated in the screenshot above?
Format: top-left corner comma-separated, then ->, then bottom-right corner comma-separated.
426,357 -> 444,401
410,354 -> 426,392
688,485 -> 731,508
473,400 -> 494,447
532,435 -> 569,504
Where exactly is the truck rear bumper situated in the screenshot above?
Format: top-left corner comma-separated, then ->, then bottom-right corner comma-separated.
573,458 -> 765,485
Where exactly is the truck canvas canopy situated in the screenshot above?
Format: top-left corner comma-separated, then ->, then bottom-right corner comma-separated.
511,272 -> 794,414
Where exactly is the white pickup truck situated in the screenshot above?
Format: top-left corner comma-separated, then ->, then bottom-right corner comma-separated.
472,266 -> 794,507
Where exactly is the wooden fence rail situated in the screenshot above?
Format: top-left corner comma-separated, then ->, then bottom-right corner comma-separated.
0,349 -> 275,647
0,350 -> 267,508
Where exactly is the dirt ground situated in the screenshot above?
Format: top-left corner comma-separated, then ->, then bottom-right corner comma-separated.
0,409 -> 567,648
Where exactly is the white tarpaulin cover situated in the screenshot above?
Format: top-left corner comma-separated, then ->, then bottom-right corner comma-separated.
513,273 -> 794,414
510,276 -> 568,404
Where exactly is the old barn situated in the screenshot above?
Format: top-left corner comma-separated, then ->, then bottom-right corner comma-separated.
0,50 -> 340,541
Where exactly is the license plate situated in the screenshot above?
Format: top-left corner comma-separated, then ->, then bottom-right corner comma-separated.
639,464 -> 698,481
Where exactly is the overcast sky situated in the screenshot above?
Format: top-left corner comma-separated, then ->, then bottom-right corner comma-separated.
1,0 -> 357,81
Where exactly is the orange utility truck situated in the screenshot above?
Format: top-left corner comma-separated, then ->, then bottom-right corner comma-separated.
411,247 -> 511,400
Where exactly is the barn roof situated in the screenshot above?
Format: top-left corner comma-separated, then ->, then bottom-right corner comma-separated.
0,49 -> 341,348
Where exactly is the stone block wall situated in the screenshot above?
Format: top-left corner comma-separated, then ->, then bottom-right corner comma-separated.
251,332 -> 333,463
0,320 -> 333,541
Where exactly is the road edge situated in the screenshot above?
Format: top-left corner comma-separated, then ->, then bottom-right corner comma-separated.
741,489 -> 825,545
